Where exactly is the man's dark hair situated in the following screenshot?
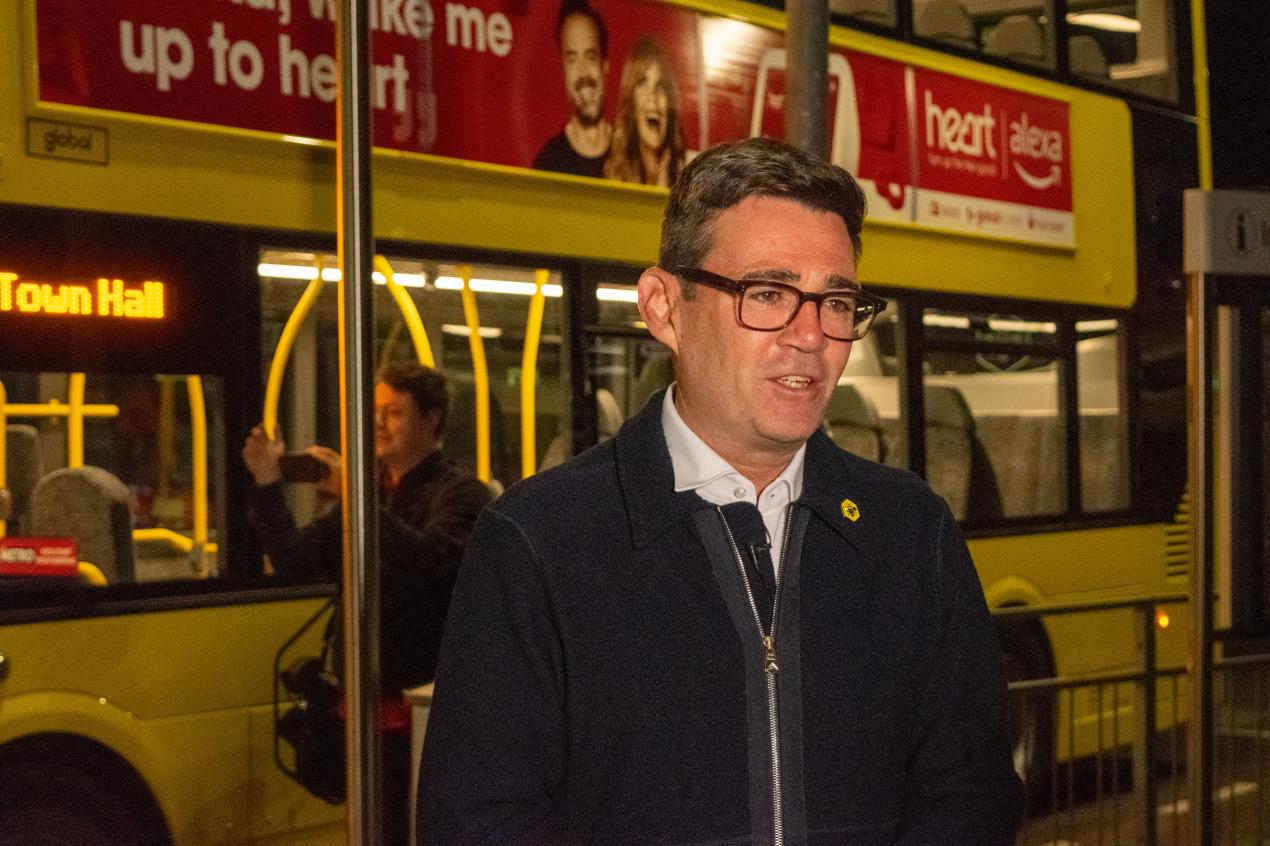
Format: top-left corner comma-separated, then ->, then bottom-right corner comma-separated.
377,360 -> 450,434
556,0 -> 607,58
658,138 -> 867,297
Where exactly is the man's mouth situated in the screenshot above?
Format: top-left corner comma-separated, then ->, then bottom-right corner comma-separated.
775,375 -> 814,390
575,78 -> 598,94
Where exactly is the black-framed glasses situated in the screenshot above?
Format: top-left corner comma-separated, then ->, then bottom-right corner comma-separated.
673,266 -> 887,341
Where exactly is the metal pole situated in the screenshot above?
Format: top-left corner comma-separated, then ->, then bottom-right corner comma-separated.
1188,269 -> 1214,846
784,0 -> 829,158
1134,603 -> 1158,845
336,0 -> 382,842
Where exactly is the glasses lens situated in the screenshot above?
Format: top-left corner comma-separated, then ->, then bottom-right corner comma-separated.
739,284 -> 798,330
817,293 -> 860,340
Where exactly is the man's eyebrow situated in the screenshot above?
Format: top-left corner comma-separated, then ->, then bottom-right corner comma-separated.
738,269 -> 860,291
738,269 -> 799,284
824,274 -> 861,292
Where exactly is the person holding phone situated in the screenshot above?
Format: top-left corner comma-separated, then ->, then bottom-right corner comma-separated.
241,360 -> 491,845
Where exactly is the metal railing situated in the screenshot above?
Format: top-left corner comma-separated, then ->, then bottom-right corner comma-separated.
995,595 -> 1270,844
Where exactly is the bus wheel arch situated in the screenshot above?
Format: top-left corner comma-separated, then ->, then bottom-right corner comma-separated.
995,614 -> 1056,812
0,732 -> 172,846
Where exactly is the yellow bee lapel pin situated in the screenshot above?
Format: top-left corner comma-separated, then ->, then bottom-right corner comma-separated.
839,498 -> 860,522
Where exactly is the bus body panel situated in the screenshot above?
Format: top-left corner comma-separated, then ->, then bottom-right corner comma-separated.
0,595 -> 341,844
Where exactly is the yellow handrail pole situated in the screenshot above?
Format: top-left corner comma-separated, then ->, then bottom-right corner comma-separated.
3,402 -> 117,418
263,263 -> 326,440
187,375 -> 210,575
458,265 -> 491,483
1,379 -> 8,537
67,372 -> 86,468
374,255 -> 434,367
157,377 -> 176,501
520,269 -> 550,479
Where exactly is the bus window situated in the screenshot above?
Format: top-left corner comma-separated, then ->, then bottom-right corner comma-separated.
1,370 -> 225,583
837,300 -> 901,466
975,4 -> 1055,69
921,307 -> 1066,520
1076,318 -> 1130,511
1067,0 -> 1178,101
590,280 -> 670,420
830,0 -> 897,29
256,253 -> 565,492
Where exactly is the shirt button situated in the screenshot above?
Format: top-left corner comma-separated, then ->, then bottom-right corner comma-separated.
733,486 -> 747,499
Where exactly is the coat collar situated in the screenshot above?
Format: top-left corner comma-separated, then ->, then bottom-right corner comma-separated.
614,389 -> 865,552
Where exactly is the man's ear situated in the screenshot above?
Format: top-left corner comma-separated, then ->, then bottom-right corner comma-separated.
637,267 -> 681,356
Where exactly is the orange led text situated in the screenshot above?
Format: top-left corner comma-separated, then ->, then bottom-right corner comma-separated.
0,272 -> 166,320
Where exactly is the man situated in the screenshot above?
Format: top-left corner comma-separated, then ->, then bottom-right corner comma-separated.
419,138 -> 1023,843
532,0 -> 612,178
243,361 -> 490,845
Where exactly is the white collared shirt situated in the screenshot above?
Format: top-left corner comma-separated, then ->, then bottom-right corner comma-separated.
661,384 -> 805,577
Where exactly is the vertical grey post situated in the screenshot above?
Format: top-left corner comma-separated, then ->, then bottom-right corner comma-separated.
1134,602 -> 1158,845
784,0 -> 829,157
1188,269 -> 1214,846
336,0 -> 382,842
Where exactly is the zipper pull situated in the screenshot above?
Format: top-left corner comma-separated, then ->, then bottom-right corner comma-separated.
763,635 -> 779,674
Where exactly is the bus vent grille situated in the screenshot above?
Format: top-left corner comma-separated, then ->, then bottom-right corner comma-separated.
1165,490 -> 1190,579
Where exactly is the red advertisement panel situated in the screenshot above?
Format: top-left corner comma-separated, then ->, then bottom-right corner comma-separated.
34,0 -> 1075,244
913,67 -> 1073,245
35,0 -> 700,185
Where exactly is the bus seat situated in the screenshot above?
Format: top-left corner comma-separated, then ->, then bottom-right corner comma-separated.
538,388 -> 624,472
974,414 -> 1064,517
913,0 -> 977,49
1068,34 -> 1109,78
4,424 -> 44,535
596,388 -> 623,440
830,0 -> 892,25
28,466 -> 136,583
631,354 -> 674,414
983,15 -> 1047,65
882,386 -> 1002,522
825,384 -> 883,462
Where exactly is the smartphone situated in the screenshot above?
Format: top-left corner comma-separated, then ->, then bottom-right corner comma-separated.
279,452 -> 331,483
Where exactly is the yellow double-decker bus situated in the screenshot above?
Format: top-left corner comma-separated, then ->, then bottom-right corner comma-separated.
0,0 -> 1198,841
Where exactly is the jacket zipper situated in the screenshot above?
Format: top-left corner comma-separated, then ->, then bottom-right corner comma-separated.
718,504 -> 795,846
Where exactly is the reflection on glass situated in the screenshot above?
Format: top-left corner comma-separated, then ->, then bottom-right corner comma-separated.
257,251 -> 565,490
1078,319 -> 1129,512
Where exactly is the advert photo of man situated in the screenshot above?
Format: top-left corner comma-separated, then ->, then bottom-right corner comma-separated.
533,0 -> 612,179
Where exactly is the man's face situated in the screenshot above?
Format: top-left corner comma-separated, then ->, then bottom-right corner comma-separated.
634,61 -> 669,152
374,382 -> 436,465
560,14 -> 606,125
649,195 -> 857,465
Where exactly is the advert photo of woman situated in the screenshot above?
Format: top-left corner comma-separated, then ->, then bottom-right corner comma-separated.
604,36 -> 685,187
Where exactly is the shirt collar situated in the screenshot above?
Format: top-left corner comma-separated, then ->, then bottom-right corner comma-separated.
661,383 -> 805,502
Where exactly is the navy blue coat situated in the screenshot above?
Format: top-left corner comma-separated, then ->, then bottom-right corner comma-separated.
419,392 -> 1023,844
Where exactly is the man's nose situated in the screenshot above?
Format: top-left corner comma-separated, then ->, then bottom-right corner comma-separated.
779,300 -> 830,351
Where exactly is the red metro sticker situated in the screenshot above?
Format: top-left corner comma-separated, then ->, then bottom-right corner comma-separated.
0,536 -> 80,577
